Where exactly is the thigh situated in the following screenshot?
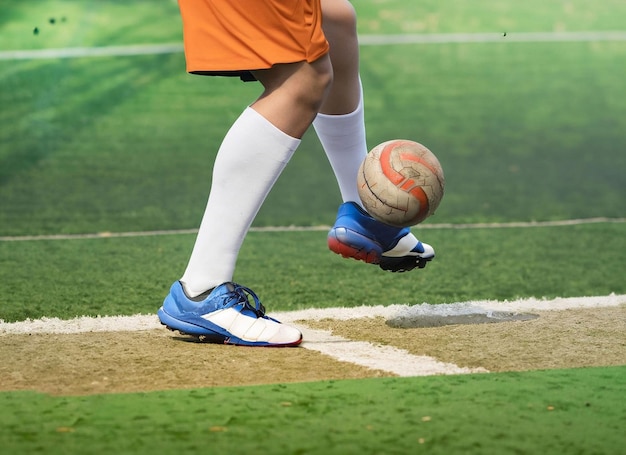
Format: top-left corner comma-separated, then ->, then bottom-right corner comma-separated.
319,0 -> 361,113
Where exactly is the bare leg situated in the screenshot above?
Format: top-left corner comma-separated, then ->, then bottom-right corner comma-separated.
319,0 -> 361,115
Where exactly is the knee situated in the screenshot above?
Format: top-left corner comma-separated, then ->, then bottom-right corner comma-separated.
301,55 -> 334,112
253,56 -> 333,112
315,55 -> 334,94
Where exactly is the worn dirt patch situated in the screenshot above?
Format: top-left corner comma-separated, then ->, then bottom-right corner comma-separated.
0,329 -> 390,396
306,306 -> 626,372
1,306 -> 623,396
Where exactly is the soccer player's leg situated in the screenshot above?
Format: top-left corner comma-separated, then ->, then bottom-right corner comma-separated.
316,0 -> 434,272
160,58 -> 333,346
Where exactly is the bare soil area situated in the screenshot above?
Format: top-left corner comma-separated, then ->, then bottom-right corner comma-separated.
1,306 -> 624,396
306,307 -> 626,372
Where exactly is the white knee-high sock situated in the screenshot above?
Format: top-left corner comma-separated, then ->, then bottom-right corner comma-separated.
314,88 -> 421,247
313,85 -> 367,205
181,107 -> 300,297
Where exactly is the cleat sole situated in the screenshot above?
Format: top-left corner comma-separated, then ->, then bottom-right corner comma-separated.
379,255 -> 434,272
158,307 -> 302,347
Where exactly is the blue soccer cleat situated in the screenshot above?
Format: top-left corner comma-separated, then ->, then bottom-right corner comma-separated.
328,202 -> 435,272
157,281 -> 302,347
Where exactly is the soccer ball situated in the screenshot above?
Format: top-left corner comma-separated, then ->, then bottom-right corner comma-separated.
357,139 -> 445,227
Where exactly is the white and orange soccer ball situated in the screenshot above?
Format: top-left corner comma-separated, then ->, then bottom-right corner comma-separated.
357,139 -> 445,227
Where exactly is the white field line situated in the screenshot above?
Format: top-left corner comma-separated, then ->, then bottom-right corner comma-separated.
1,217 -> 624,242
296,325 -> 487,376
0,43 -> 183,61
1,31 -> 626,61
1,294 -> 623,377
273,293 -> 626,322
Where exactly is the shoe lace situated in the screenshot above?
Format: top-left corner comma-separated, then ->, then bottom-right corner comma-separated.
226,284 -> 266,318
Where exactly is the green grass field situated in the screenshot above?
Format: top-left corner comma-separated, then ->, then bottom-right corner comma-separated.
2,367 -> 625,455
1,1 -> 625,453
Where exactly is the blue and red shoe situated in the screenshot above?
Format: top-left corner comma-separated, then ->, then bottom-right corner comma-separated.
328,202 -> 435,272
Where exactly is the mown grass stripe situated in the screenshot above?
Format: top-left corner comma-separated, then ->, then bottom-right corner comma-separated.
2,31 -> 626,61
1,217 -> 623,242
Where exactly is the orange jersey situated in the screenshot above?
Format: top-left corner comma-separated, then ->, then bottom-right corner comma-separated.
178,0 -> 329,78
